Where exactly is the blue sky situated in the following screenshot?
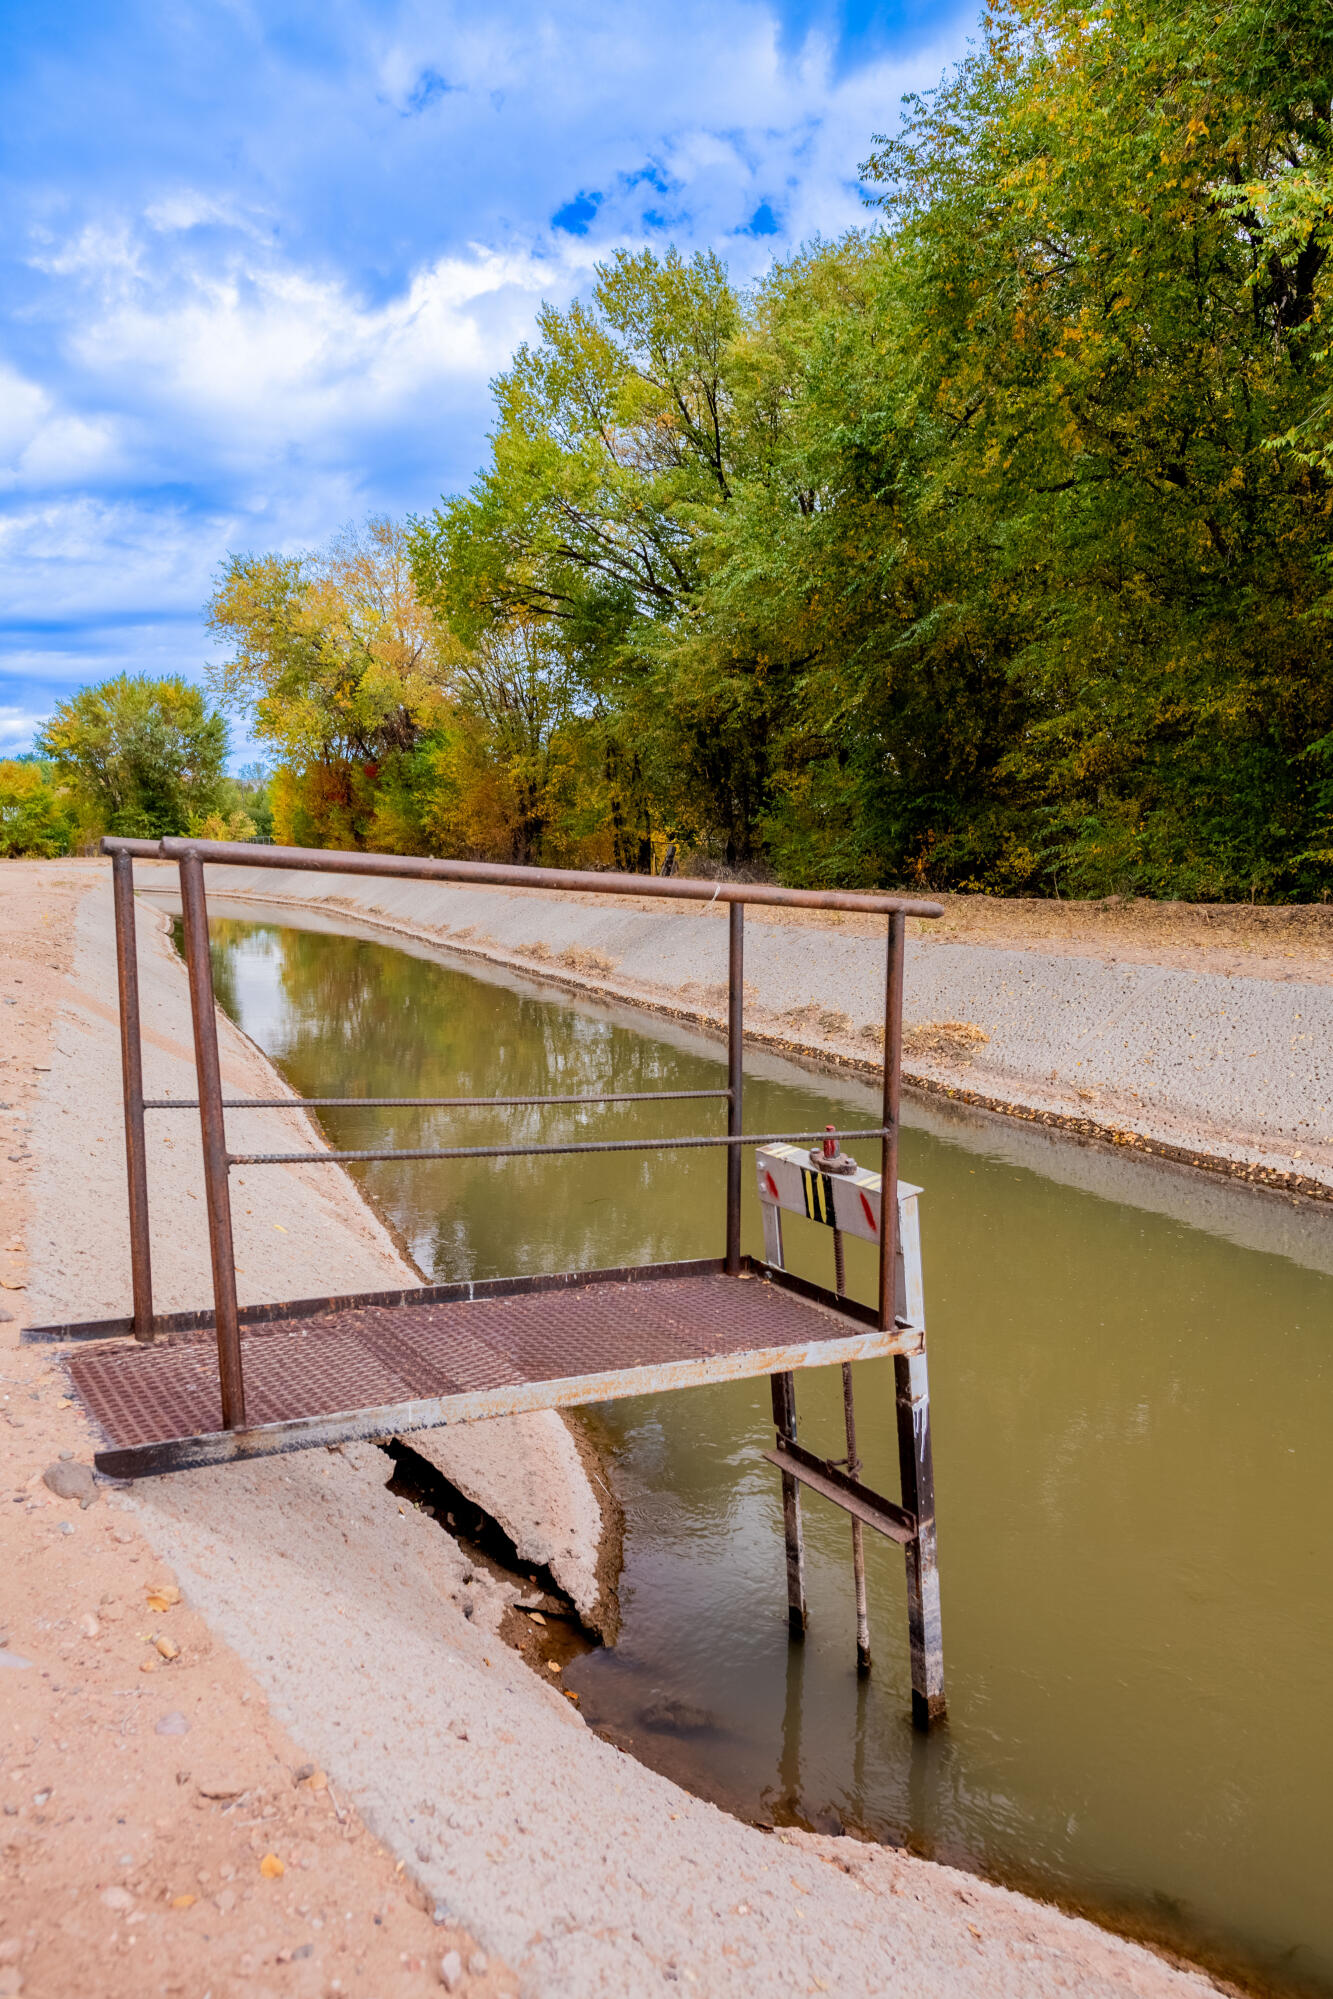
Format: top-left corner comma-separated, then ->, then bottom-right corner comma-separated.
0,0 -> 972,761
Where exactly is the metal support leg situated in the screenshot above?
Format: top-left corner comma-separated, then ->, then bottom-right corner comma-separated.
895,1346 -> 945,1728
111,853 -> 154,1341
725,901 -> 744,1275
770,1370 -> 807,1636
831,1222 -> 871,1674
880,909 -> 945,1725
178,851 -> 246,1429
842,1365 -> 872,1675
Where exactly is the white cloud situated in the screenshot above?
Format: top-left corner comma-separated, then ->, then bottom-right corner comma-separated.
0,496 -> 235,622
0,0 -> 973,721
63,238 -> 582,464
0,362 -> 121,491
0,704 -> 50,751
144,191 -> 269,236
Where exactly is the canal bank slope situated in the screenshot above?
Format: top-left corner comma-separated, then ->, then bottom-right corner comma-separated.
146,861 -> 1333,1203
1,860 -> 1232,1999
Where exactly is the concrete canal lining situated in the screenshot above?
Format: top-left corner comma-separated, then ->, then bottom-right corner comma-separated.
4,860 -> 1242,1996
141,858 -> 1333,1200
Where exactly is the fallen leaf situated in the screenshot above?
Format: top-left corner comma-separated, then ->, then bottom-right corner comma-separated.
563,1690 -> 579,1705
140,1659 -> 156,1674
545,1660 -> 561,1674
305,1769 -> 327,1791
146,1584 -> 181,1613
272,1223 -> 287,1233
154,1636 -> 180,1661
171,1893 -> 197,1910
259,1853 -> 284,1879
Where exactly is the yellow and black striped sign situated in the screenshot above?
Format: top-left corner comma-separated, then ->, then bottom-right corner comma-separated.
801,1168 -> 839,1228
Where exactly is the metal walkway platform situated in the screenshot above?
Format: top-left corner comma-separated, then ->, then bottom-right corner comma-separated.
40,833 -> 947,1726
62,1260 -> 920,1481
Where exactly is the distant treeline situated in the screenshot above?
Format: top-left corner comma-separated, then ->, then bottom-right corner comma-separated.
23,0 -> 1333,898
0,677 -> 270,857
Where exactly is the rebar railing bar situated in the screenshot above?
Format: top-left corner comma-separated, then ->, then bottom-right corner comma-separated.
229,1126 -> 890,1166
111,851 -> 155,1342
878,913 -> 906,1335
178,851 -> 246,1430
142,1088 -> 732,1111
111,834 -> 946,921
726,901 -> 744,1275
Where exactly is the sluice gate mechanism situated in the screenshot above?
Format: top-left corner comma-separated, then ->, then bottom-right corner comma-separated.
29,836 -> 948,1729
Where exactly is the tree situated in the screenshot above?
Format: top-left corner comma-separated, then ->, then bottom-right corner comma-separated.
842,0 -> 1333,895
0,758 -> 75,857
38,675 -> 230,841
207,516 -> 458,850
425,620 -> 612,865
410,248 -> 789,865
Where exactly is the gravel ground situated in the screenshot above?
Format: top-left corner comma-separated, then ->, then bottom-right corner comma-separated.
1,861 -> 1236,1998
158,863 -> 1333,1194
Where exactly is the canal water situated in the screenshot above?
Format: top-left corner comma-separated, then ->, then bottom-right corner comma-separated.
192,908 -> 1333,1995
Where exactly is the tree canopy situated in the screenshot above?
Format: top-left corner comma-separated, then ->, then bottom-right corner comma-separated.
212,0 -> 1333,897
37,674 -> 232,842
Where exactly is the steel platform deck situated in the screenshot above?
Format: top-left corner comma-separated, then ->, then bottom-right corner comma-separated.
57,1259 -> 922,1480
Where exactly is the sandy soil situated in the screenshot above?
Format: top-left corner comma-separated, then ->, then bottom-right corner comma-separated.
0,863 -> 510,1999
0,860 -> 1239,1998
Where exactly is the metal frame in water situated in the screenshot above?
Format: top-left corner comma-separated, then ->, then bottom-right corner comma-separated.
32,834 -> 948,1728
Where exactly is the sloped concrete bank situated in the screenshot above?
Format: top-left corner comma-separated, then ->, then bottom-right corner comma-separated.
140,860 -> 1333,1203
6,860 -> 1237,1998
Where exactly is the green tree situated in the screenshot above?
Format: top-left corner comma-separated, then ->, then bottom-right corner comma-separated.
411,248 -> 791,865
0,758 -> 75,857
207,516 -> 457,850
844,0 -> 1333,895
37,675 -> 230,841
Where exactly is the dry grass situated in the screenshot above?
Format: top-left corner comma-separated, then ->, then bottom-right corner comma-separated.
858,1019 -> 992,1062
558,945 -> 619,976
777,1001 -> 856,1038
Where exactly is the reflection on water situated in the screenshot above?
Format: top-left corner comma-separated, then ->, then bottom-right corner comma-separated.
194,910 -> 1333,1996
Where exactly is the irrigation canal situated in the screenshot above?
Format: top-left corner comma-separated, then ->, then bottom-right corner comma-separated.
178,905 -> 1333,1996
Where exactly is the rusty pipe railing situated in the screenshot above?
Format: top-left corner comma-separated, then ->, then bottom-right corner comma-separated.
110,852 -> 154,1341
104,835 -> 941,1431
879,912 -> 906,1335
177,851 -> 246,1428
112,834 -> 946,919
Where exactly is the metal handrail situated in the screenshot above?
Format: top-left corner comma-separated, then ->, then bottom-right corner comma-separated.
105,833 -> 931,1431
108,833 -> 945,919
142,1089 -> 732,1111
230,1125 -> 891,1166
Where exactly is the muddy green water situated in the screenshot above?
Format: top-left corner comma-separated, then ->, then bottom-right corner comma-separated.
195,910 -> 1333,1994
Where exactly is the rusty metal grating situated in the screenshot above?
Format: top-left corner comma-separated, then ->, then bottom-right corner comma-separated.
69,1270 -> 872,1455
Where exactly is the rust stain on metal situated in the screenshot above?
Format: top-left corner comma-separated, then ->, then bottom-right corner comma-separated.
762,1437 -> 914,1545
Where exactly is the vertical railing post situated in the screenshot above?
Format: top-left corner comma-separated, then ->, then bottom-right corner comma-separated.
770,1370 -> 807,1635
725,899 -> 744,1275
111,851 -> 154,1341
877,911 -> 905,1334
178,849 -> 246,1429
881,910 -> 946,1728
